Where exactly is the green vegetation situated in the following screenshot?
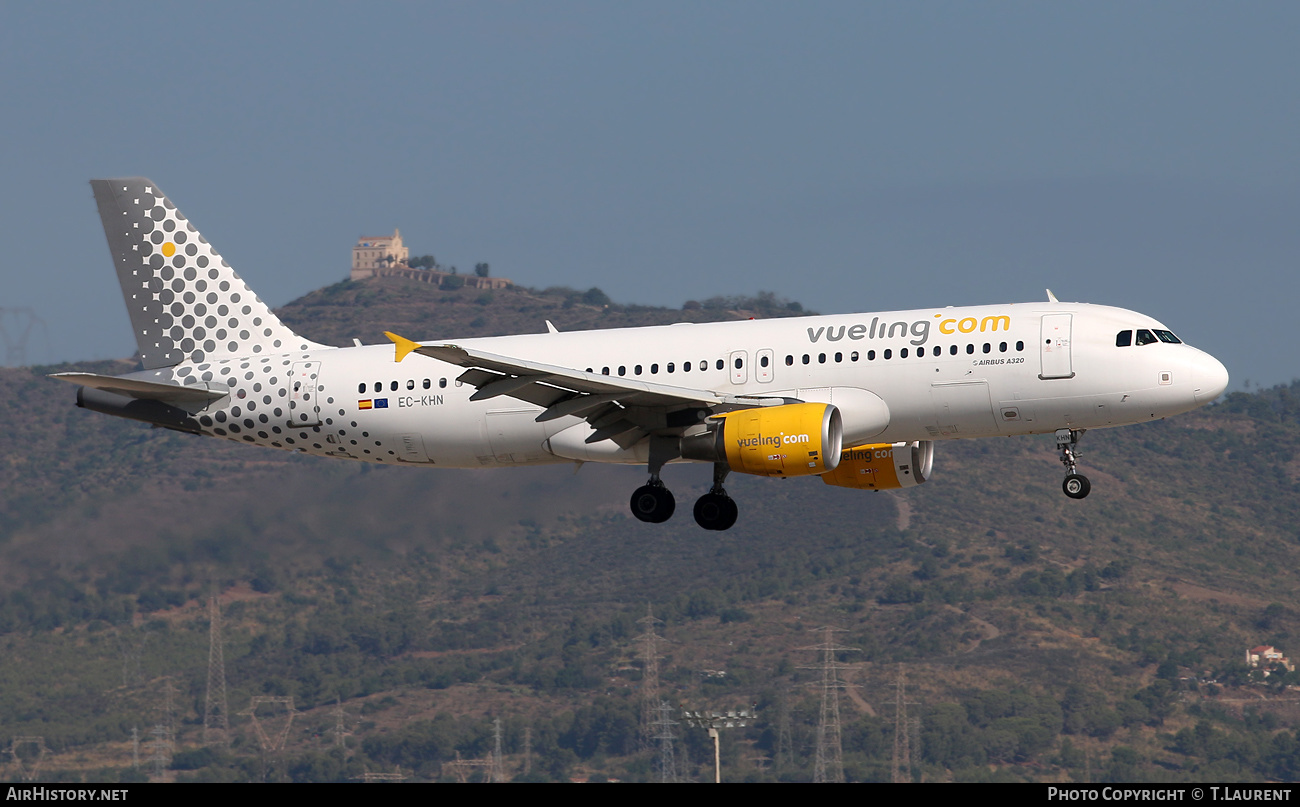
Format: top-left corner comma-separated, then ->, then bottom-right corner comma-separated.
4,281 -> 1300,781
275,276 -> 814,347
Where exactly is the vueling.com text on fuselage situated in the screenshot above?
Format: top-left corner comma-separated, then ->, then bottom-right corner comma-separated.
806,314 -> 1012,347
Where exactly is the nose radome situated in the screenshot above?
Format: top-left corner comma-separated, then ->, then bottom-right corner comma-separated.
1193,352 -> 1229,402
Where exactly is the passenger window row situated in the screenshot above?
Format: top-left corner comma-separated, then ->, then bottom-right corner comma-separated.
1116,329 -> 1181,347
358,378 -> 449,394
576,341 -> 1028,378
584,359 -> 727,377
352,339 -> 1033,395
784,342 -> 1025,364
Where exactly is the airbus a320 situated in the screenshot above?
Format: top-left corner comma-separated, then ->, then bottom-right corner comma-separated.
55,178 -> 1230,530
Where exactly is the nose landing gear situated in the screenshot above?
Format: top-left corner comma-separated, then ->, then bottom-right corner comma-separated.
1056,428 -> 1091,499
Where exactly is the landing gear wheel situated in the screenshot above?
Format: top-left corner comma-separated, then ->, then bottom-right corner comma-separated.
694,492 -> 739,531
1055,428 -> 1091,500
1063,473 -> 1091,500
630,483 -> 676,523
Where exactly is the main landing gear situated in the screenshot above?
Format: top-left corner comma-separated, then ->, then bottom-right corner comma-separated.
631,441 -> 678,524
630,478 -> 676,523
628,462 -> 738,531
693,463 -> 738,531
1056,428 -> 1091,500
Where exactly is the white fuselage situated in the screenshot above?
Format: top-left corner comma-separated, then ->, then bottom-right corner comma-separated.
129,301 -> 1228,472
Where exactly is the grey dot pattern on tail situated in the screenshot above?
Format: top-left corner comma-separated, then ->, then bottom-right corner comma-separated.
100,178 -> 320,368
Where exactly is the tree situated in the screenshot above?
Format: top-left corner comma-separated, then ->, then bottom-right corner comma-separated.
474,263 -> 490,278
581,287 -> 610,307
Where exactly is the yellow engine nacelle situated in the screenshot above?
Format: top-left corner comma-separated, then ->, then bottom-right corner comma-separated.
681,402 -> 843,478
820,441 -> 933,490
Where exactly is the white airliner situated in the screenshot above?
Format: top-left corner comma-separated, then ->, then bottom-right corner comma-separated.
55,178 -> 1230,530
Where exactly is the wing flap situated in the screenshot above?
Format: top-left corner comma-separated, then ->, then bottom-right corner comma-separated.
402,339 -> 796,446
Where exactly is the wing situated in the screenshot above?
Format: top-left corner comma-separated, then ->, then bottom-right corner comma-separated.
389,334 -> 792,448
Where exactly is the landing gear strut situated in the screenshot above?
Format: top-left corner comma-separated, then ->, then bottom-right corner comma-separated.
1056,428 -> 1091,499
693,463 -> 738,531
631,438 -> 678,523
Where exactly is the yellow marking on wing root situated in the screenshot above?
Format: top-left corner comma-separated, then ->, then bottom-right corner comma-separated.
384,331 -> 420,362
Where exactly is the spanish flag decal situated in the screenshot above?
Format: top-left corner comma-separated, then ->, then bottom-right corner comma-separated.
358,400 -> 373,410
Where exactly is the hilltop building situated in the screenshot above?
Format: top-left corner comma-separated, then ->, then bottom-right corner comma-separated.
349,230 -> 512,289
352,230 -> 410,278
1246,645 -> 1294,675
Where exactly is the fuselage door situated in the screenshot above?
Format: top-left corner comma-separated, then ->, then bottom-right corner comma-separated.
486,409 -> 549,464
729,350 -> 748,385
931,380 -> 997,437
289,360 -> 322,426
756,349 -> 774,383
1039,314 -> 1074,379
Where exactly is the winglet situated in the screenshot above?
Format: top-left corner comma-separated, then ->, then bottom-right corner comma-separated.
546,320 -> 559,333
1046,289 -> 1059,303
384,331 -> 421,362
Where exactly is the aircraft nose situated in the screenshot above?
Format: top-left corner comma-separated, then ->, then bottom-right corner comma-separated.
1192,351 -> 1229,402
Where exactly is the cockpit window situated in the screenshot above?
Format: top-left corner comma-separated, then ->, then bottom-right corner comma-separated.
1115,330 -> 1132,347
1154,329 -> 1182,344
1135,329 -> 1158,346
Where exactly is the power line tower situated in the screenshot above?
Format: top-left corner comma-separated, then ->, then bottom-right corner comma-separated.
654,700 -> 679,783
334,696 -> 351,751
0,307 -> 48,367
160,676 -> 178,740
801,627 -> 857,783
353,767 -> 409,783
116,627 -> 147,688
522,727 -> 532,776
147,725 -> 172,778
910,713 -> 923,779
445,751 -> 493,783
775,689 -> 794,770
489,717 -> 506,783
204,595 -> 230,748
243,696 -> 297,752
892,662 -> 912,783
636,604 -> 665,750
10,737 -> 46,782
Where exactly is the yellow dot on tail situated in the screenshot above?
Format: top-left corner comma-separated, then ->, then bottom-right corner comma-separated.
161,242 -> 176,257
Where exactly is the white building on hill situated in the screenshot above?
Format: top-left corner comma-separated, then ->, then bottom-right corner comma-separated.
352,230 -> 409,279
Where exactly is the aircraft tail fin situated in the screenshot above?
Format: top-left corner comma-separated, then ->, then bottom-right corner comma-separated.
90,178 -> 321,370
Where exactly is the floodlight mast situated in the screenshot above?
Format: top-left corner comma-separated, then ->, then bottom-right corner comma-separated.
681,709 -> 755,783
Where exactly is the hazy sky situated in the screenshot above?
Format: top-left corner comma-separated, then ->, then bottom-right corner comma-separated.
2,3 -> 1296,389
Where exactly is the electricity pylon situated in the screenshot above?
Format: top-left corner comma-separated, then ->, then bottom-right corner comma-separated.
800,626 -> 857,783
204,595 -> 230,748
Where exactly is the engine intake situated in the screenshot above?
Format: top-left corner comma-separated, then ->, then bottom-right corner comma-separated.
820,441 -> 933,490
681,402 -> 843,478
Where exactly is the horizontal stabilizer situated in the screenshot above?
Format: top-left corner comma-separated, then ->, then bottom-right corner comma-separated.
49,372 -> 229,404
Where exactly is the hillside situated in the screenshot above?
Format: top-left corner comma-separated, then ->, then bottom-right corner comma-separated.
275,277 -> 812,346
3,278 -> 1300,783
